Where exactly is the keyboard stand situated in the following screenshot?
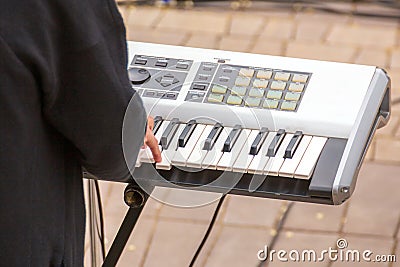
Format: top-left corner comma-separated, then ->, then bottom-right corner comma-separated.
102,183 -> 149,267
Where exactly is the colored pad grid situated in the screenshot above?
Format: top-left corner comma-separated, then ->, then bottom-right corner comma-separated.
202,63 -> 311,112
204,86 -> 304,112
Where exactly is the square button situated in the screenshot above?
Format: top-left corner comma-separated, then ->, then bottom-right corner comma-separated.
227,95 -> 243,105
185,92 -> 205,102
176,62 -> 189,69
253,79 -> 269,88
155,60 -> 168,67
231,86 -> 247,96
203,65 -> 214,71
292,74 -> 309,83
208,93 -> 224,103
198,74 -> 210,81
285,92 -> 301,101
263,99 -> 279,109
256,70 -> 273,79
235,76 -> 251,87
135,58 -> 147,65
192,83 -> 207,90
274,72 -> 291,81
239,68 -> 255,77
219,76 -> 230,83
288,82 -> 304,92
271,81 -> 286,90
267,90 -> 283,99
245,97 -> 261,107
223,67 -> 234,73
211,84 -> 228,94
249,88 -> 265,98
165,93 -> 178,99
144,90 -> 157,97
281,101 -> 297,111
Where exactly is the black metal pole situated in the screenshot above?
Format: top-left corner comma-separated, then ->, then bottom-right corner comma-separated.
102,184 -> 148,267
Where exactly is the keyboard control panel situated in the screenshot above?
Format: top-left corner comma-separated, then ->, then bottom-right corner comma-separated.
129,55 -> 311,112
129,55 -> 194,101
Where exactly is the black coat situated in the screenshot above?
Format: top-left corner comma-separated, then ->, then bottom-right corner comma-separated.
0,0 -> 145,266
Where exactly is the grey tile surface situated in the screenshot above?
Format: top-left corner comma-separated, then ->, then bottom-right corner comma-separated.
82,4 -> 400,266
343,163 -> 400,237
267,231 -> 338,267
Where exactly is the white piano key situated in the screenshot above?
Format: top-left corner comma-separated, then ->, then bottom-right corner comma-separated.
232,130 -> 259,172
135,149 -> 146,167
186,125 -> 214,168
247,131 -> 276,174
263,134 -> 293,175
171,124 -> 206,167
140,120 -> 168,163
156,124 -> 186,170
294,136 -> 328,179
201,127 -> 231,169
217,129 -> 252,171
279,135 -> 312,177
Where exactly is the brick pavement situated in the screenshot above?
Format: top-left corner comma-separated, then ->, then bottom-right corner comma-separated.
84,3 -> 400,266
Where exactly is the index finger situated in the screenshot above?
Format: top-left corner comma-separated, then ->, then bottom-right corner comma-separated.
147,116 -> 154,131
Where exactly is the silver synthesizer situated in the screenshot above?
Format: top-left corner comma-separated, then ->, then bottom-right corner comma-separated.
126,41 -> 390,205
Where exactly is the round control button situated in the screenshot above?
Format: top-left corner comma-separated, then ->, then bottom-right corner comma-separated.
128,67 -> 151,85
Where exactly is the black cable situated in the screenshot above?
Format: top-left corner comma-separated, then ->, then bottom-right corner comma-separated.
94,180 -> 106,260
256,201 -> 294,267
189,194 -> 227,267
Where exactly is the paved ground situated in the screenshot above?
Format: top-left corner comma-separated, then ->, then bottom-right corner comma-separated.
85,2 -> 400,266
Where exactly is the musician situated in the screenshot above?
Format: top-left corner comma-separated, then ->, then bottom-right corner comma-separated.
0,0 -> 161,266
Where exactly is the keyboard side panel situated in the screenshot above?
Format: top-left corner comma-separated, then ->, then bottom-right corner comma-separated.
332,69 -> 391,204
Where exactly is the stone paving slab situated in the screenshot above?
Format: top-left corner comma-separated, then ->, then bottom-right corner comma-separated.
286,41 -> 358,63
250,39 -> 284,56
282,201 -> 346,233
126,26 -> 189,46
228,13 -> 265,36
267,231 -> 338,267
126,7 -> 163,28
326,24 -> 398,49
223,195 -> 283,228
142,220 -> 209,266
184,34 -> 218,49
156,9 -> 229,34
330,235 -> 394,267
218,35 -> 253,52
342,163 -> 400,237
202,225 -> 273,267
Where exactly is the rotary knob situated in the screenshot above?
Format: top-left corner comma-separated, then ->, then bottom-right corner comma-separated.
128,67 -> 151,85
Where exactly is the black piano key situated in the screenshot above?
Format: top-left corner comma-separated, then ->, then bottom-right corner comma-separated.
284,131 -> 303,158
249,127 -> 269,155
267,129 -> 286,157
153,116 -> 163,134
223,125 -> 242,152
178,120 -> 197,148
203,122 -> 223,151
160,118 -> 180,149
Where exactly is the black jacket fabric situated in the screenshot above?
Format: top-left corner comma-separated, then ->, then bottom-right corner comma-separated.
0,0 -> 146,266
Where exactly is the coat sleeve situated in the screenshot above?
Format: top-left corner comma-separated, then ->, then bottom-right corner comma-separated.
39,0 -> 147,181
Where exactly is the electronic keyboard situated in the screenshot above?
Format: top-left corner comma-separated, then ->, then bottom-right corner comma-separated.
125,41 -> 390,205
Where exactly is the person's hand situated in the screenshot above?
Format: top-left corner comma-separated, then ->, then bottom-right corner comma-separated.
143,116 -> 162,163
